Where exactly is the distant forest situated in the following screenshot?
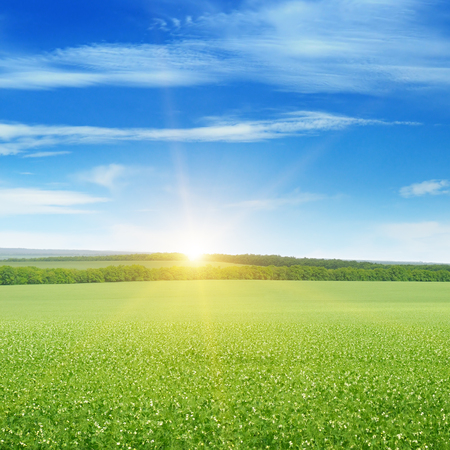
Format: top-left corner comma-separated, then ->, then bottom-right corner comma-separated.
202,254 -> 450,272
4,252 -> 450,272
4,252 -> 188,262
2,264 -> 450,285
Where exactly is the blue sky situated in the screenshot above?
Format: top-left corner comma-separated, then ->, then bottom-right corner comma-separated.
1,0 -> 450,261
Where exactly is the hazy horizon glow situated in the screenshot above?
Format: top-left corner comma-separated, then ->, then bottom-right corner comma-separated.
2,0 -> 450,262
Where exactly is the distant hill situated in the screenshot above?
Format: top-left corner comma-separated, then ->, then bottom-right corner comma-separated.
357,260 -> 442,266
0,248 -> 138,260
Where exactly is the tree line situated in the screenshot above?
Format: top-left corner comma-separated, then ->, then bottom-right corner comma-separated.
4,252 -> 188,263
2,264 -> 450,285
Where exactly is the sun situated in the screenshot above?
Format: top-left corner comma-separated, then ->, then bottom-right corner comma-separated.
185,249 -> 204,262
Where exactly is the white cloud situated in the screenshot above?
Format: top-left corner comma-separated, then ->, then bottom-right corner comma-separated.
76,164 -> 128,190
0,231 -> 79,250
0,220 -> 234,254
22,151 -> 71,158
0,112 -> 415,155
0,188 -> 108,215
375,221 -> 450,262
0,224 -> 212,254
0,1 -> 449,93
0,43 -> 217,90
300,221 -> 450,263
399,179 -> 450,197
226,192 -> 325,210
383,221 -> 449,241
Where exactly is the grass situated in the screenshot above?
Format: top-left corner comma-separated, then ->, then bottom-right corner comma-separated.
1,281 -> 450,448
0,260 -> 241,270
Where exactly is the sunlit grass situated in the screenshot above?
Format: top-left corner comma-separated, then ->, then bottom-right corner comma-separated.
1,281 -> 450,448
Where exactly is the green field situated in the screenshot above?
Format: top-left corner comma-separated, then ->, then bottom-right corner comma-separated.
0,260 -> 240,270
1,281 -> 450,448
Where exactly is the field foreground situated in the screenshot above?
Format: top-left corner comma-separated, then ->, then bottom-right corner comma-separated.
1,281 -> 450,448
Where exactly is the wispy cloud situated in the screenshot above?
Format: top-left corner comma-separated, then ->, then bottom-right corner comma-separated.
400,179 -> 450,197
76,164 -> 129,190
226,191 -> 325,210
313,220 -> 450,263
0,43 -> 219,90
22,151 -> 71,158
376,221 -> 450,262
0,112 -> 415,155
0,188 -> 108,215
0,1 -> 449,93
383,221 -> 450,240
